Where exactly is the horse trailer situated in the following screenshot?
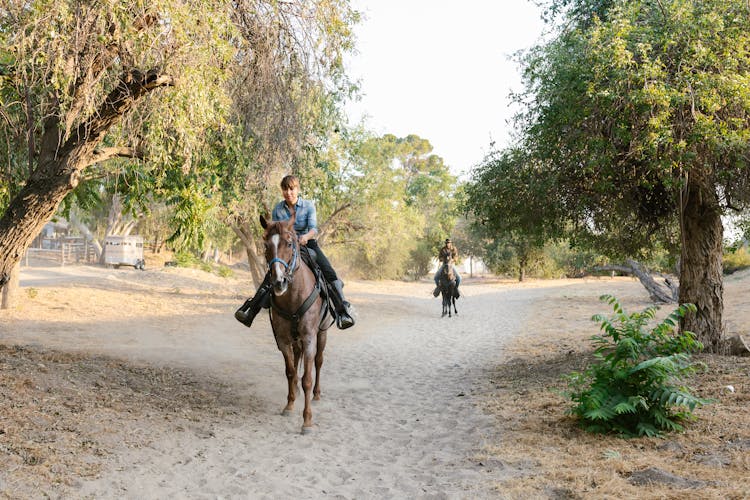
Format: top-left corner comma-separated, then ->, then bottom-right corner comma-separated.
103,235 -> 145,270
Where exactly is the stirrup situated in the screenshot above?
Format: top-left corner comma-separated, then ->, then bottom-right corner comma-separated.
234,305 -> 258,327
234,286 -> 271,328
336,311 -> 355,330
334,300 -> 355,329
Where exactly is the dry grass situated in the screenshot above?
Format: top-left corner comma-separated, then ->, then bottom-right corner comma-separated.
0,344 -> 254,498
481,271 -> 750,499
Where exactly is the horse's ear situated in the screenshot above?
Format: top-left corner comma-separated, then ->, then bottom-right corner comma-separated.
260,214 -> 268,229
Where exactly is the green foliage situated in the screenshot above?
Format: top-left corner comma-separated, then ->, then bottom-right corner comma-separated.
173,252 -> 203,268
216,265 -> 234,278
545,241 -> 608,278
505,0 -> 750,262
567,295 -> 711,437
466,148 -> 563,247
172,251 -> 233,278
318,131 -> 459,279
723,245 -> 750,275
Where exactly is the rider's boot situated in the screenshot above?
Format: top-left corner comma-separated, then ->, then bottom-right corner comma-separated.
454,285 -> 460,298
235,275 -> 273,328
433,284 -> 440,297
330,279 -> 355,329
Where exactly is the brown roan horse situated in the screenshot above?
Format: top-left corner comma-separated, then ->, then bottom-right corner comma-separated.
260,213 -> 329,434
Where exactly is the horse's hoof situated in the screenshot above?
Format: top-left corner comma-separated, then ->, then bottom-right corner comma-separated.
301,426 -> 314,435
282,409 -> 293,416
313,395 -> 321,401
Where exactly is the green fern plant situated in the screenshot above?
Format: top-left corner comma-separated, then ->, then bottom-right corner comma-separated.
566,295 -> 711,437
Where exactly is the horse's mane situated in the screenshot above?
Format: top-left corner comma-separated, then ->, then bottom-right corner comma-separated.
441,261 -> 455,282
263,218 -> 291,240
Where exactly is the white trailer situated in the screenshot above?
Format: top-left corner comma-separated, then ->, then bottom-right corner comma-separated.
104,235 -> 145,269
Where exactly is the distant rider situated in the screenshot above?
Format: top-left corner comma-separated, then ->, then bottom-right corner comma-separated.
433,238 -> 461,297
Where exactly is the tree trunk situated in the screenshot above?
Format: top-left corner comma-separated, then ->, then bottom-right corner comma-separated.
0,151 -> 92,304
624,259 -> 677,303
518,256 -> 527,282
1,261 -> 20,309
69,212 -> 103,260
591,260 -> 678,303
231,223 -> 264,287
679,177 -> 724,352
0,69 -> 173,303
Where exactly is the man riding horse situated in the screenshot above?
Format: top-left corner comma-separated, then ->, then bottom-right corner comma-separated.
433,238 -> 461,297
235,175 -> 355,330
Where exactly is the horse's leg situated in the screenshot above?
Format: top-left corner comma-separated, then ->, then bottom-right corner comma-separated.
280,344 -> 296,416
313,329 -> 326,401
453,294 -> 458,315
293,341 -> 302,393
301,336 -> 317,434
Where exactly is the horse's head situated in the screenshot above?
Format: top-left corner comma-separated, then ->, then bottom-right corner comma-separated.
260,213 -> 298,296
440,261 -> 455,281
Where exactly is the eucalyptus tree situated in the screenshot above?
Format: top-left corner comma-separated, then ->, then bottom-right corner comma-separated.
220,0 -> 359,285
393,134 -> 458,276
0,0 -> 236,305
307,131 -> 459,279
517,0 -> 750,349
319,131 -> 426,279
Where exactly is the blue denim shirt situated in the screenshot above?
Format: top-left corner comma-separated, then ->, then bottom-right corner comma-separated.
272,198 -> 318,237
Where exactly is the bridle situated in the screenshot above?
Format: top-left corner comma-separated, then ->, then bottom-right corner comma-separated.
267,229 -> 299,283
265,226 -> 325,338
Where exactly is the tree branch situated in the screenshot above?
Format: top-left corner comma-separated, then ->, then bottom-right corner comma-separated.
592,259 -> 678,303
72,69 -> 174,163
89,146 -> 144,164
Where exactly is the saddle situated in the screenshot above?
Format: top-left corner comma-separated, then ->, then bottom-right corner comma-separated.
299,246 -> 335,327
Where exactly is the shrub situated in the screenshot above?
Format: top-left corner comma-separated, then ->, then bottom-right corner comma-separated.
723,245 -> 750,275
173,251 -> 233,277
217,265 -> 233,278
566,295 -> 711,437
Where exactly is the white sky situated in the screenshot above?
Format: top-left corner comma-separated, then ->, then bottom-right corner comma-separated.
345,1 -> 547,178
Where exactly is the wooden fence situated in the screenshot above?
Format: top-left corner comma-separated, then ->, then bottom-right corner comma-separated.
24,241 -> 98,266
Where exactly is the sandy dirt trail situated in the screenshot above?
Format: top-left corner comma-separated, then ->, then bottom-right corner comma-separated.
3,266 -> 560,498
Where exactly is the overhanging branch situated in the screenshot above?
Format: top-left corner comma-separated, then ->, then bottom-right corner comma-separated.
68,69 -> 174,151
591,258 -> 679,303
89,146 -> 144,165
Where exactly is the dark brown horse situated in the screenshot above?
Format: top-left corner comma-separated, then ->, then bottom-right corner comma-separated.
439,258 -> 458,318
260,213 -> 329,434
